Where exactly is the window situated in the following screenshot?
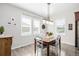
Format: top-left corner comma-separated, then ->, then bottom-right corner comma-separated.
42,20 -> 54,33
21,15 -> 41,36
46,21 -> 54,33
33,19 -> 40,35
21,15 -> 32,36
55,19 -> 65,35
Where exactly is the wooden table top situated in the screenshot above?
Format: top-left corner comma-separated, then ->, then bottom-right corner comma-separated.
0,35 -> 12,38
42,36 -> 54,42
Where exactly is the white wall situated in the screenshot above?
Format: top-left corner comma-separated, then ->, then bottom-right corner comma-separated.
1,3 -> 79,49
53,4 -> 79,46
0,4 -> 42,49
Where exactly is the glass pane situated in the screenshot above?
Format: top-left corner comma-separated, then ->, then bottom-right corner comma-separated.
21,15 -> 32,35
55,19 -> 65,35
33,19 -> 40,35
22,27 -> 30,32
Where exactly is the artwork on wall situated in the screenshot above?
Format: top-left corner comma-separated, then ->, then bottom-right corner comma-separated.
42,24 -> 45,29
8,17 -> 16,25
68,24 -> 73,30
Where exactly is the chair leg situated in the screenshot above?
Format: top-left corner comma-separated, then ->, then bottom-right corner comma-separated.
34,39 -> 36,55
58,44 -> 61,56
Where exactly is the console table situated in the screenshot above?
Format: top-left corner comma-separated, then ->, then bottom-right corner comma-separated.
0,36 -> 12,56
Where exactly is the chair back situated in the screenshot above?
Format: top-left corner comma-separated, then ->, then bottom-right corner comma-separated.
56,35 -> 61,47
34,36 -> 43,56
55,35 -> 61,56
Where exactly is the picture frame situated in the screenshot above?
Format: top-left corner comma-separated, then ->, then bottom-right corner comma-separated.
42,24 -> 45,29
68,24 -> 73,30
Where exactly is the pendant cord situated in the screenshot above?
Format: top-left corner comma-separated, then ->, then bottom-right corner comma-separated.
47,3 -> 50,21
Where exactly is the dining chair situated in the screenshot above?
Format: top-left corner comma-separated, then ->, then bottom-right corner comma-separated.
50,35 -> 61,56
34,36 -> 47,56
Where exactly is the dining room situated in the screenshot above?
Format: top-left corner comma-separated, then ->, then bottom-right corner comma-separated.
0,3 -> 79,56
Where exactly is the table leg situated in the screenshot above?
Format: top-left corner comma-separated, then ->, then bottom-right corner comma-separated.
34,39 -> 36,55
47,44 -> 49,56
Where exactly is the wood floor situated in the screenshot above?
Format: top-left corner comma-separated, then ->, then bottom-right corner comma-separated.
11,43 -> 79,56
11,44 -> 35,56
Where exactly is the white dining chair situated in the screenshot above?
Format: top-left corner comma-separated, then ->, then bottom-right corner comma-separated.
50,35 -> 61,56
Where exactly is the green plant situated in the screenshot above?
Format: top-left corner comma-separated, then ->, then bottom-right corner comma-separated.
46,32 -> 53,36
49,32 -> 53,36
0,26 -> 4,33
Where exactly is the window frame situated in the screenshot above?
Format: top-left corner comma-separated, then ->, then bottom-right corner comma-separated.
21,14 -> 41,36
21,15 -> 32,36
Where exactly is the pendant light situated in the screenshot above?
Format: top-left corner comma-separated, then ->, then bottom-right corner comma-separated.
42,3 -> 51,29
47,3 -> 50,21
47,3 -> 53,22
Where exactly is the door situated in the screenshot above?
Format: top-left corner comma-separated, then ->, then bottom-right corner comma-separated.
75,12 -> 79,47
77,21 -> 79,47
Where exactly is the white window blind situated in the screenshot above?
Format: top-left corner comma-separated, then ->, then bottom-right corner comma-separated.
33,19 -> 40,35
21,15 -> 32,36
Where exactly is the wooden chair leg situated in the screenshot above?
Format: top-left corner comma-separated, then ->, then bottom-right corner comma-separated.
34,39 -> 36,55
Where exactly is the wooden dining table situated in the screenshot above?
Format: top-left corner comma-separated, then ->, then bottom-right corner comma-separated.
34,36 -> 56,56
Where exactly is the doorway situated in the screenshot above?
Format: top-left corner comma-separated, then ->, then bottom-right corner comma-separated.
75,12 -> 79,47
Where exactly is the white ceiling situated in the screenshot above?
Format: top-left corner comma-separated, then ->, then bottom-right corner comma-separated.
10,3 -> 79,18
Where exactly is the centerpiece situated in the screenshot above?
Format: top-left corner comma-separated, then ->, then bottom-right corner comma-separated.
46,32 -> 53,38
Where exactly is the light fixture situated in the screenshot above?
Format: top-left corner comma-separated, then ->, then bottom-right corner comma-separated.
47,3 -> 53,22
42,3 -> 52,30
47,3 -> 50,21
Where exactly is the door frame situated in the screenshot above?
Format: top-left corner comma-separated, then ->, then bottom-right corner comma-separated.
75,12 -> 79,47
75,20 -> 77,47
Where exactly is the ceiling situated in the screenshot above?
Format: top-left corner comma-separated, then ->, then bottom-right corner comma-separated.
10,3 -> 79,19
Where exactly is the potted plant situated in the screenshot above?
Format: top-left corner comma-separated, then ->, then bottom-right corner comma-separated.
48,32 -> 53,36
0,26 -> 4,35
46,32 -> 53,36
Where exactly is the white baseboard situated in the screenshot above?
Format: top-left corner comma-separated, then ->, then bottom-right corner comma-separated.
12,41 -> 34,50
61,41 -> 75,46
